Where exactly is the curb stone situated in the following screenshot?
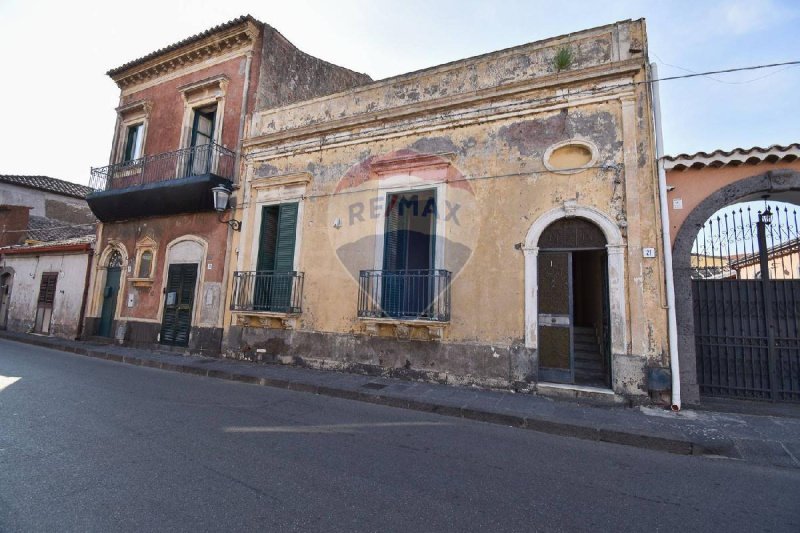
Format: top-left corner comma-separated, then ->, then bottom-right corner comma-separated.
0,332 -> 737,458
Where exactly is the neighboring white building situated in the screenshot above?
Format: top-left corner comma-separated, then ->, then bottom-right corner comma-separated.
0,236 -> 94,339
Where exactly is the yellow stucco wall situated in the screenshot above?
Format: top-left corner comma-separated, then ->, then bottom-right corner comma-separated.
224,19 -> 669,396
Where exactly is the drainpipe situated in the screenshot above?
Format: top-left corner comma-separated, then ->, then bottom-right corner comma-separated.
650,63 -> 680,411
76,247 -> 94,340
235,50 -> 254,183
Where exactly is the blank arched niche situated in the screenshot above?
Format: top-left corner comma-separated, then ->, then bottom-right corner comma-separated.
543,139 -> 598,175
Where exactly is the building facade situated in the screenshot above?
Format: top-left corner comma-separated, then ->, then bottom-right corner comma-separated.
665,143 -> 800,403
222,19 -> 670,401
83,16 -> 370,354
0,237 -> 94,338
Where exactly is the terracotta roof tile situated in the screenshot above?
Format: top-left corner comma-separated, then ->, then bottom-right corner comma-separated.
0,175 -> 94,199
663,143 -> 800,171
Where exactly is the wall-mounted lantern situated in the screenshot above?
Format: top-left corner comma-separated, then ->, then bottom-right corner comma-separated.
211,185 -> 241,231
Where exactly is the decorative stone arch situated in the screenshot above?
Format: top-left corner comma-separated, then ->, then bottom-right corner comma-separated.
157,235 -> 208,328
98,242 -> 129,269
672,169 -> 800,404
523,201 -> 627,358
90,242 -> 130,319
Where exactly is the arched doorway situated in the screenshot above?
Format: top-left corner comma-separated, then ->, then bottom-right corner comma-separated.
536,218 -> 610,386
673,170 -> 800,403
98,250 -> 123,338
0,270 -> 13,330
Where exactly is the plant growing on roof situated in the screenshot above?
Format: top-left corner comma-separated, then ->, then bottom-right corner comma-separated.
554,47 -> 574,72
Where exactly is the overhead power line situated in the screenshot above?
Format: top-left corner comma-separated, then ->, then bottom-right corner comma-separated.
245,60 -> 800,160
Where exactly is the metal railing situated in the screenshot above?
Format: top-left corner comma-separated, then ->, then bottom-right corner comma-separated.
358,269 -> 451,321
230,271 -> 304,314
89,143 -> 236,191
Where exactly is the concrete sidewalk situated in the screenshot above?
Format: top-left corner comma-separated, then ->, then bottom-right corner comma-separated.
2,330 -> 799,469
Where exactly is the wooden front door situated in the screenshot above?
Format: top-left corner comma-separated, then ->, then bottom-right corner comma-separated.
160,264 -> 198,347
537,252 -> 573,383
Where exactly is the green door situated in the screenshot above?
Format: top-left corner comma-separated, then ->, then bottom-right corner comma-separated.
98,267 -> 121,338
160,264 -> 198,346
254,203 -> 297,312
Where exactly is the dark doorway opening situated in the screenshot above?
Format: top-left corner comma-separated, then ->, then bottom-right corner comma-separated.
571,250 -> 610,387
538,218 -> 610,387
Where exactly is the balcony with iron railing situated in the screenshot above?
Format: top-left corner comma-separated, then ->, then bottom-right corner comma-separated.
86,143 -> 237,222
358,269 -> 451,322
230,271 -> 305,314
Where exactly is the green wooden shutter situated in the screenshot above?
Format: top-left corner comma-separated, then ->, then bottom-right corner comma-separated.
160,264 -> 197,347
174,264 -> 197,346
271,203 -> 298,311
257,206 -> 279,271
255,203 -> 297,311
274,203 -> 298,273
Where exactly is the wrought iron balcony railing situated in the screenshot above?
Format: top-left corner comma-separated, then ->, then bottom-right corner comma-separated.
89,143 -> 236,191
358,269 -> 451,322
231,271 -> 304,314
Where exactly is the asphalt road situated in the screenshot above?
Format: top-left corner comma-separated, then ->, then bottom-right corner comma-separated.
1,339 -> 798,532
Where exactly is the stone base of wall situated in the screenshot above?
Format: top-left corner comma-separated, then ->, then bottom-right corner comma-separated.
81,316 -> 222,356
223,325 -> 537,389
222,326 -> 652,399
6,316 -> 78,340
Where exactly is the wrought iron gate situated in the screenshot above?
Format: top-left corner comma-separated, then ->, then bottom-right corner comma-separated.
692,203 -> 800,402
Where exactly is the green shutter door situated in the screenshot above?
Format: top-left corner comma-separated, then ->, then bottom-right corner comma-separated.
161,263 -> 197,347
272,203 -> 298,311
274,203 -> 298,272
255,203 -> 297,312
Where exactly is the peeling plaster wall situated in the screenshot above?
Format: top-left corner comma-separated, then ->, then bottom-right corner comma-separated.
254,25 -> 371,111
0,183 -> 92,222
2,252 -> 90,339
230,19 -> 667,397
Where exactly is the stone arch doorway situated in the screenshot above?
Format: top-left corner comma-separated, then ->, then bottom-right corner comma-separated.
536,218 -> 610,386
98,249 -> 124,338
673,169 -> 800,403
524,202 -> 627,390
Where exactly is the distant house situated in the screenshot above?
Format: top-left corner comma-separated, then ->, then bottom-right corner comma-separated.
0,236 -> 94,338
0,174 -> 96,246
0,175 -> 96,338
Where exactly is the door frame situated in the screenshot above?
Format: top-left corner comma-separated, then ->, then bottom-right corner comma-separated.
523,203 -> 627,356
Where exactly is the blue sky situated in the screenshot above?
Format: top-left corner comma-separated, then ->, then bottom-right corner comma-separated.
0,0 -> 797,185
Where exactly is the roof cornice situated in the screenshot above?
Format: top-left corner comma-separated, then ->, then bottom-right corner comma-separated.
109,19 -> 260,90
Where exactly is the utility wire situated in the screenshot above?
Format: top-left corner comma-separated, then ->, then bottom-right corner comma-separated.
244,60 -> 800,160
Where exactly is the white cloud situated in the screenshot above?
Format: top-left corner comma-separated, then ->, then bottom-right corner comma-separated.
720,0 -> 796,35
